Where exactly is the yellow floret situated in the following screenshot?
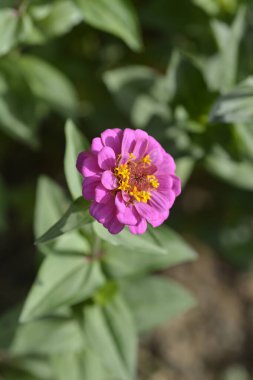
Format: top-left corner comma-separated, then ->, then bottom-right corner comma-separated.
140,190 -> 151,203
147,175 -> 159,189
130,187 -> 151,203
142,154 -> 152,165
114,164 -> 129,179
114,164 -> 130,191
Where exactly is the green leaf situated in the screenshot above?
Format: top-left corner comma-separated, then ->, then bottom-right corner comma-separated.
18,55 -> 78,114
82,295 -> 137,380
36,197 -> 91,244
0,367 -> 44,380
0,96 -> 38,147
51,352 -> 84,380
0,9 -> 18,56
81,350 -> 113,380
19,1 -> 82,45
205,145 -> 253,190
1,1 -> 21,8
0,57 -> 43,147
99,224 -> 197,278
209,77 -> 253,124
162,50 -> 182,103
2,356 -> 54,380
45,230 -> 91,257
34,176 -> 90,257
221,365 -> 250,380
11,316 -> 84,355
64,120 -> 89,200
0,305 -> 21,350
234,124 -> 253,160
28,1 -> 82,39
51,350 -> 111,380
103,66 -> 170,128
192,0 -> 219,15
120,276 -> 195,333
20,255 -> 104,322
175,157 -> 195,187
204,7 -> 246,92
75,0 -> 142,51
20,357 -> 53,380
34,176 -> 69,239
93,282 -> 118,306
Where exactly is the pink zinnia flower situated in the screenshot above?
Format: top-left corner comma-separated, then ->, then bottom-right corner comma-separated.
76,129 -> 181,235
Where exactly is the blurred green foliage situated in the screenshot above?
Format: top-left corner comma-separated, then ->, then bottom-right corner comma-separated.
1,0 -> 253,379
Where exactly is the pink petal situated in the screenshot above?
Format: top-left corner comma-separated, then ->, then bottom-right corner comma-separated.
76,152 -> 89,174
156,153 -> 176,175
147,136 -> 165,166
91,137 -> 103,153
132,138 -> 149,159
98,147 -> 116,170
105,218 -> 124,234
115,193 -> 138,226
80,153 -> 101,177
101,129 -> 123,156
151,209 -> 169,228
95,184 -> 112,204
101,170 -> 117,190
135,202 -> 160,227
156,175 -> 173,192
149,191 -> 170,211
122,191 -> 130,202
90,199 -> 115,224
90,200 -> 124,234
134,129 -> 149,140
82,176 -> 100,201
171,175 -> 181,196
121,128 -> 136,157
132,130 -> 149,158
129,217 -> 147,234
148,148 -> 163,166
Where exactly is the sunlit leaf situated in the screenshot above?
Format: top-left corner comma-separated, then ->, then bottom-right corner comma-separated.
64,120 -> 89,200
120,276 -> 196,332
28,1 -> 82,39
36,197 -> 91,244
82,295 -> 137,380
209,77 -> 253,124
34,176 -> 69,239
20,255 -> 104,322
11,316 -> 84,355
103,66 -> 170,128
204,7 -> 246,92
19,55 -> 78,114
192,0 -> 219,15
205,145 -> 253,190
51,350 -> 111,380
99,224 -> 197,278
0,9 -> 18,56
75,0 -> 142,51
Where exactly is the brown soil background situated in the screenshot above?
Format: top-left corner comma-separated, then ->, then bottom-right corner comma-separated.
139,239 -> 253,380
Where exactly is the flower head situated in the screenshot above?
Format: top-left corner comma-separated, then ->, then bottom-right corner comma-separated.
76,129 -> 181,235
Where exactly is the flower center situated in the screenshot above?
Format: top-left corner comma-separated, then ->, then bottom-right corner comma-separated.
114,153 -> 159,203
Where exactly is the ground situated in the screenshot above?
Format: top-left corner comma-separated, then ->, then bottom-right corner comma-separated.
139,239 -> 253,380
